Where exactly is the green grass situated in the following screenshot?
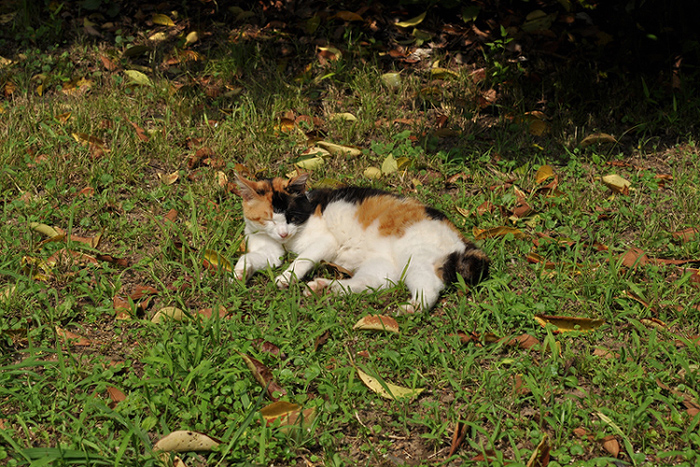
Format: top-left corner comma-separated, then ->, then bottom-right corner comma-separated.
2,3 -> 700,466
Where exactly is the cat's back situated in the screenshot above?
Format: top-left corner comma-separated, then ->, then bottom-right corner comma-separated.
309,185 -> 459,241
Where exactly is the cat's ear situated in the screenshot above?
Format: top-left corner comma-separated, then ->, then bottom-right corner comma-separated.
287,173 -> 309,194
234,172 -> 259,201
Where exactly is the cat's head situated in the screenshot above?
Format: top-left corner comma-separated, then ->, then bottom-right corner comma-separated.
234,172 -> 310,242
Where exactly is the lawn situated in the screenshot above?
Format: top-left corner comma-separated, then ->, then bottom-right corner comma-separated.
1,1 -> 699,466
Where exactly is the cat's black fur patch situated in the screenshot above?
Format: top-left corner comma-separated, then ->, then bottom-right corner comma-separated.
309,186 -> 390,210
441,246 -> 490,286
424,206 -> 447,221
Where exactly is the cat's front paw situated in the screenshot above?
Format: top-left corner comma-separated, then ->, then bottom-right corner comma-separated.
303,278 -> 332,296
398,301 -> 421,314
275,271 -> 294,289
233,268 -> 246,281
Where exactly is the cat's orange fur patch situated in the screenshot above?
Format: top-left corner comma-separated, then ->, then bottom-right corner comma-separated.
356,196 -> 427,236
240,180 -> 274,222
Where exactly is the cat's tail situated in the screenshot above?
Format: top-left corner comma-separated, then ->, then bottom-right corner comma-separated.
441,242 -> 490,286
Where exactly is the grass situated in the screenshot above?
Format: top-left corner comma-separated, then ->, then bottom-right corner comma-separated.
2,2 -> 700,466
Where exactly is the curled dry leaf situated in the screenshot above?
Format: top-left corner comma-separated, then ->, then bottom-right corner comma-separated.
196,306 -> 229,320
381,72 -> 401,89
526,433 -> 550,467
151,307 -> 186,324
330,112 -> 357,122
152,13 -> 175,26
30,222 -> 63,238
353,315 -> 399,334
239,352 -> 287,401
316,141 -> 362,158
356,368 -> 424,400
395,11 -> 426,28
473,226 -> 526,240
534,315 -> 605,333
153,431 -> 220,452
580,133 -> 617,147
526,252 -> 556,269
448,422 -> 467,458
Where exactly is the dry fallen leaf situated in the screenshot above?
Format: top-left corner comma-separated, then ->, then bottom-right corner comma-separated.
601,435 -> 620,458
239,353 -> 287,401
260,401 -> 316,433
356,368 -> 424,400
580,133 -> 617,147
601,174 -> 631,194
203,250 -> 233,273
353,315 -> 399,333
151,307 -> 186,324
526,433 -> 550,467
534,165 -> 555,184
158,171 -> 179,185
473,226 -> 526,240
316,141 -> 362,158
153,431 -> 220,452
534,315 -> 605,333
55,326 -> 91,346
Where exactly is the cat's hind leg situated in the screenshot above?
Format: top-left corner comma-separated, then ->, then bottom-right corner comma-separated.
304,259 -> 397,296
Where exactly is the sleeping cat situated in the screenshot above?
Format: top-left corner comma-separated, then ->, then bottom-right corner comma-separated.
233,172 -> 489,312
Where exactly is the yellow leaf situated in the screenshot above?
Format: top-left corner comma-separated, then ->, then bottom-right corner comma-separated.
395,11 -> 427,28
533,314 -> 605,333
124,69 -> 153,87
153,430 -> 220,452
55,112 -> 72,124
364,167 -> 382,180
152,13 -> 175,27
529,118 -> 549,136
216,171 -> 228,189
185,31 -> 199,45
151,307 -> 186,324
29,222 -> 62,238
330,112 -> 357,122
381,154 -> 398,174
148,31 -> 168,42
158,171 -> 179,185
353,315 -> 400,333
430,67 -> 459,79
534,164 -> 554,184
381,72 -> 401,89
601,174 -> 631,194
203,250 -> 233,272
295,155 -> 326,170
316,141 -> 362,157
357,369 -> 424,400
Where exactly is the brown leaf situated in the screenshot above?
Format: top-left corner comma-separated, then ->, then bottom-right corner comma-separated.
621,247 -> 700,268
197,306 -> 230,320
239,352 -> 287,401
113,295 -> 131,320
252,339 -> 282,357
313,330 -> 331,352
526,433 -> 550,467
96,254 -> 128,267
580,133 -> 617,147
128,120 -> 149,142
164,209 -> 178,223
502,333 -> 540,350
107,386 -> 126,407
55,326 -> 91,346
130,285 -> 159,301
601,435 -> 620,457
99,54 -> 118,71
526,252 -> 556,269
448,421 -> 467,457
593,347 -> 617,359
333,11 -> 364,22
673,228 -> 699,243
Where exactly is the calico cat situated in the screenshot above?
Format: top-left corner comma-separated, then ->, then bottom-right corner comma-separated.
233,172 -> 489,312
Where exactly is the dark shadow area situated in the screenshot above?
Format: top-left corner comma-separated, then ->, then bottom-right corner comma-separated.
1,0 -> 697,158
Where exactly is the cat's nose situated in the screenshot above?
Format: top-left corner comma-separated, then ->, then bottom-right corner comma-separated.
279,231 -> 288,238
